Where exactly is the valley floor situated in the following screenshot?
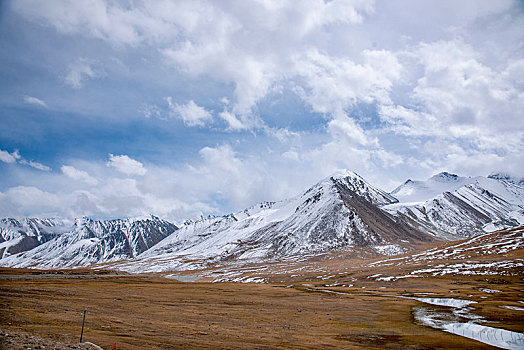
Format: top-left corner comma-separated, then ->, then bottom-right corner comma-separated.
0,263 -> 522,349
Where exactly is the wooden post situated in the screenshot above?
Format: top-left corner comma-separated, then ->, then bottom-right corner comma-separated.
80,309 -> 87,343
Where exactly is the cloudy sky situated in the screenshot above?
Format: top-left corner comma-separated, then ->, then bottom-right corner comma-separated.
0,0 -> 523,222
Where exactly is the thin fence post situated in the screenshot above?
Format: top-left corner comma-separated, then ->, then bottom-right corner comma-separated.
80,309 -> 87,343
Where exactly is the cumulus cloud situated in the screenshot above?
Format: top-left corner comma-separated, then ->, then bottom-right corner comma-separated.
377,39 -> 524,180
160,1 -> 376,121
4,0 -> 523,219
61,165 -> 98,185
0,149 -> 50,171
23,96 -> 47,107
63,57 -> 104,89
327,111 -> 376,146
293,49 -> 401,114
0,138 -> 404,221
11,0 -> 176,46
408,40 -> 524,138
0,149 -> 17,163
192,143 -> 298,209
106,154 -> 147,176
218,111 -> 246,131
165,98 -> 213,127
0,186 -> 61,218
14,0 -> 378,123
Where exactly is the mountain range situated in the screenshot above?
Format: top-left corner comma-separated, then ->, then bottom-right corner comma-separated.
1,170 -> 523,271
385,172 -> 524,236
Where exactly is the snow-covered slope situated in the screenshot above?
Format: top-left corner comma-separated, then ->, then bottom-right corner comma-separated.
0,216 -> 177,268
390,172 -> 474,203
2,170 -> 522,271
386,173 -> 524,237
487,172 -> 524,186
0,218 -> 70,259
368,225 -> 524,278
110,171 -> 428,273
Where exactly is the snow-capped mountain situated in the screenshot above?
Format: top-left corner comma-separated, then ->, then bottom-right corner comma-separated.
390,172 -> 474,203
0,218 -> 70,259
108,170 -> 430,272
487,172 -> 524,186
0,216 -> 177,268
1,170 -> 523,271
385,172 -> 524,237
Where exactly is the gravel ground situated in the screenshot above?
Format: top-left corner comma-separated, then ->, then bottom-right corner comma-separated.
0,330 -> 103,350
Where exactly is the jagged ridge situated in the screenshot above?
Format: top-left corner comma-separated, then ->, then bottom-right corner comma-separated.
0,216 -> 177,268
385,173 -> 524,236
1,170 -> 523,271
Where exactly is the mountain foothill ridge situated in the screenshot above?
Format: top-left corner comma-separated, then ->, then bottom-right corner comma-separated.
0,169 -> 523,270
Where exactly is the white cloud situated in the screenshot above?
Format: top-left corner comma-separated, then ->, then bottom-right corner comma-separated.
160,1 -> 376,121
376,39 -> 524,181
194,144 -> 279,208
23,96 -> 47,107
327,111 -> 375,146
5,0 -> 524,219
218,111 -> 246,131
395,40 -> 523,140
13,0 -> 520,129
61,165 -> 98,185
0,138 -> 403,221
0,186 -> 61,218
165,98 -> 213,127
0,149 -> 17,163
139,104 -> 162,119
293,49 -> 401,114
0,149 -> 50,171
18,160 -> 51,172
12,0 -> 173,46
11,150 -> 21,160
282,150 -> 299,162
106,154 -> 147,176
63,57 -> 103,89
16,0 -> 373,123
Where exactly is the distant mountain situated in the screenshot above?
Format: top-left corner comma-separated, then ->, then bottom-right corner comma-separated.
390,172 -> 474,203
385,173 -> 524,237
0,218 -> 69,259
112,171 -> 429,273
0,216 -> 177,268
1,170 -> 523,271
487,172 -> 524,186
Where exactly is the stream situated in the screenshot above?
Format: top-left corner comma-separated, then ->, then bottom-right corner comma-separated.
413,299 -> 524,350
306,287 -> 524,349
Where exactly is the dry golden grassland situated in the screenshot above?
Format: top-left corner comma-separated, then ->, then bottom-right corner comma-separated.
1,263 -> 522,349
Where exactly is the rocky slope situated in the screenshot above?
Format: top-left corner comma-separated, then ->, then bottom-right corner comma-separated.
111,171 -> 430,273
0,216 -> 177,268
0,218 -> 69,259
384,172 -> 524,237
1,170 -> 523,271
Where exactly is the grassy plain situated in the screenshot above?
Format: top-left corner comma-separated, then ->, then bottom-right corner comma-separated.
2,228 -> 523,349
1,265 -> 522,349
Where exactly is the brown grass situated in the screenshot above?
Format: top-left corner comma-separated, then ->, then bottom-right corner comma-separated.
2,268 -> 520,349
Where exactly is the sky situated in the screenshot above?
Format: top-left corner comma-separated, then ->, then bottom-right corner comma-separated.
0,0 -> 523,222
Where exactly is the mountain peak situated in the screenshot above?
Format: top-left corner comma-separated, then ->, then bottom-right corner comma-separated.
430,172 -> 461,182
328,169 -> 362,181
390,172 -> 473,203
74,217 -> 93,227
3,169 -> 523,271
318,169 -> 397,205
488,172 -> 524,185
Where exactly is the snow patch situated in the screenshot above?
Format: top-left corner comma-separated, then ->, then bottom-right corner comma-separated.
374,244 -> 405,256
